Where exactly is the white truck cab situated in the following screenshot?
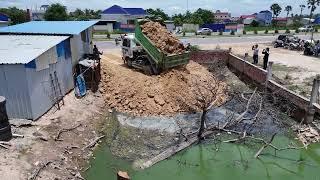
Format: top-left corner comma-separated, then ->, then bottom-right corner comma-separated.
121,35 -> 142,59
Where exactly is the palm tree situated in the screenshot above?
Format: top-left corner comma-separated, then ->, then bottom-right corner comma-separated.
300,4 -> 306,16
270,3 -> 282,19
307,0 -> 320,23
270,3 -> 282,27
285,5 -> 292,18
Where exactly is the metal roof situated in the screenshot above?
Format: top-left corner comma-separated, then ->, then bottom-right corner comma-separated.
102,5 -> 146,15
124,8 -> 146,15
0,21 -> 98,35
0,35 -> 69,64
0,13 -> 9,21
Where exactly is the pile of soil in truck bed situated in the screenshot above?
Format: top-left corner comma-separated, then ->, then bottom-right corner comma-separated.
100,58 -> 228,116
141,21 -> 186,55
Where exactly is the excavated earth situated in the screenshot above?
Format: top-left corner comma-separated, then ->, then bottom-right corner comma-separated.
141,21 -> 186,54
100,52 -> 228,117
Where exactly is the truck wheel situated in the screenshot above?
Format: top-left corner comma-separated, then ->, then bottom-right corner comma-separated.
0,125 -> 12,141
143,66 -> 153,76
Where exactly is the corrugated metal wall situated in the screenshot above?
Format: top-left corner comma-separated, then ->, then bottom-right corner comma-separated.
0,65 -> 33,119
26,39 -> 73,119
0,39 -> 74,120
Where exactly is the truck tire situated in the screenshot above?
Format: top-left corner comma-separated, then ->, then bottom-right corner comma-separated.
0,121 -> 9,129
0,125 -> 12,141
143,66 -> 153,76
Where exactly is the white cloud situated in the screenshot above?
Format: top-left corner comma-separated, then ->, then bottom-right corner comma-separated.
0,0 -> 319,16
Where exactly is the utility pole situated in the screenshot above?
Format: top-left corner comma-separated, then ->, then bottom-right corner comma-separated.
187,0 -> 189,12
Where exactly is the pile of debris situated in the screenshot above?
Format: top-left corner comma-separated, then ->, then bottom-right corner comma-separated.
296,125 -> 320,145
141,21 -> 185,55
101,61 -> 228,116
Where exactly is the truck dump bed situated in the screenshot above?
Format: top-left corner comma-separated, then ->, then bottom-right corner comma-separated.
135,19 -> 190,70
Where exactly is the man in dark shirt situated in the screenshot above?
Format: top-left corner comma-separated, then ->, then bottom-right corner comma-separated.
93,45 -> 103,61
262,48 -> 270,70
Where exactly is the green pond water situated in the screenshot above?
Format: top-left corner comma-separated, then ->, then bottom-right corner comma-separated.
84,136 -> 320,180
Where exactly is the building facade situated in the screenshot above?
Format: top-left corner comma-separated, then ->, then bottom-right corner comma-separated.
99,5 -> 147,32
256,10 -> 272,26
0,13 -> 10,27
214,10 -> 231,22
0,35 -> 72,120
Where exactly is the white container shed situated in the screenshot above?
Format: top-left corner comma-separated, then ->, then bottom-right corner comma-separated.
0,35 -> 73,120
0,21 -> 98,67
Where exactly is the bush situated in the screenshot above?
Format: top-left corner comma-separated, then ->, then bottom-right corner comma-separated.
189,45 -> 200,52
295,29 -> 300,33
285,29 -> 291,34
243,30 -> 247,35
250,20 -> 259,27
219,30 -> 223,35
254,30 -> 258,34
315,28 -> 319,33
275,29 -> 279,34
264,29 -> 268,34
106,31 -> 111,39
230,30 -> 235,35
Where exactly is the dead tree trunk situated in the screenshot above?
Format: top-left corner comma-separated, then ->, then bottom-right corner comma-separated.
198,109 -> 208,141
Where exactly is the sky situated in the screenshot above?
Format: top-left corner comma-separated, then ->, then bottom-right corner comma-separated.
1,0 -> 319,17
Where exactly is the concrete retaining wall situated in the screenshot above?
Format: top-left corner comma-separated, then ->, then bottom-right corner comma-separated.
192,50 -> 320,121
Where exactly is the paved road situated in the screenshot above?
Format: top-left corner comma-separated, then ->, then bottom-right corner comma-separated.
95,34 -> 320,50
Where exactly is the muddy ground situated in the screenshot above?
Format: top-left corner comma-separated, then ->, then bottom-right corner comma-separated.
0,92 -> 105,180
1,41 -> 319,180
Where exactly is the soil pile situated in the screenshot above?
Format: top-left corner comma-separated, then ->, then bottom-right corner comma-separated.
141,21 -> 185,55
101,60 -> 228,116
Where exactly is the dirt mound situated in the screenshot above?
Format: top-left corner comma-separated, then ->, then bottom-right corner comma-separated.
141,21 -> 185,55
100,60 -> 228,116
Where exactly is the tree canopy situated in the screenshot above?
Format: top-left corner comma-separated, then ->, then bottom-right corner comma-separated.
307,0 -> 320,19
285,5 -> 292,18
171,8 -> 215,26
270,3 -> 282,18
146,8 -> 170,21
0,7 -> 27,25
69,8 -> 101,20
44,3 -> 68,21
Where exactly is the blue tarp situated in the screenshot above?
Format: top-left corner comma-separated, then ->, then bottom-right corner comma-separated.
75,74 -> 86,97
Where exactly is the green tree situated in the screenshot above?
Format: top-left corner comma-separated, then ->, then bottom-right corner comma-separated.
307,0 -> 320,24
172,13 -> 184,26
250,20 -> 259,27
300,4 -> 306,16
271,3 -> 282,19
0,7 -> 27,25
270,3 -> 282,27
285,5 -> 292,18
193,8 -> 215,24
44,3 -> 68,21
146,8 -> 169,20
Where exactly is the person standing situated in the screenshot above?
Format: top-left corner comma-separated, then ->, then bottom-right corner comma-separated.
252,44 -> 259,64
262,48 -> 270,70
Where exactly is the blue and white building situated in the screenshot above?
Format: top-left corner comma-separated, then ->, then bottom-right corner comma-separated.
0,21 -> 97,66
98,5 -> 147,32
0,35 -> 73,120
0,13 -> 10,27
256,10 -> 272,26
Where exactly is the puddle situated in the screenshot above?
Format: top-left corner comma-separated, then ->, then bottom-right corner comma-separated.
84,136 -> 320,180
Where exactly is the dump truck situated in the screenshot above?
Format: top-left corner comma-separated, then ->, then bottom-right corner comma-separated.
121,19 -> 190,75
